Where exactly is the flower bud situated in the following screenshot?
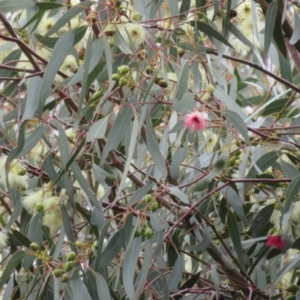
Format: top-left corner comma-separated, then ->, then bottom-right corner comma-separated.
132,12 -> 142,22
134,227 -> 143,237
112,73 -> 121,81
119,76 -> 129,87
90,89 -> 104,102
150,200 -> 159,212
103,24 -> 116,36
143,194 -> 152,203
137,49 -> 147,60
286,284 -> 299,294
52,269 -> 65,277
108,36 -> 115,47
17,167 -> 27,176
177,47 -> 185,57
66,251 -> 76,261
30,242 -> 39,251
158,80 -> 168,88
64,261 -> 74,271
144,226 -> 154,239
207,84 -> 215,94
61,273 -> 69,283
117,65 -> 130,75
35,202 -> 44,212
145,65 -> 155,75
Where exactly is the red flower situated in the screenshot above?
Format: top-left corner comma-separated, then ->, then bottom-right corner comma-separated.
183,111 -> 207,132
266,235 -> 286,251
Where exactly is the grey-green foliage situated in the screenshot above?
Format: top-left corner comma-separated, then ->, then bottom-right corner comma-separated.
0,0 -> 300,299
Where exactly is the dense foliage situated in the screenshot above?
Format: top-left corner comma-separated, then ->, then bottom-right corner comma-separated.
1,0 -> 300,299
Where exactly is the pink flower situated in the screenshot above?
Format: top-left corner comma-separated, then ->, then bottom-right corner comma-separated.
183,111 -> 207,132
266,235 -> 286,251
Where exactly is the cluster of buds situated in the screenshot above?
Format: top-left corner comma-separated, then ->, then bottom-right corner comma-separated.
134,224 -> 154,240
143,194 -> 160,212
112,65 -> 134,88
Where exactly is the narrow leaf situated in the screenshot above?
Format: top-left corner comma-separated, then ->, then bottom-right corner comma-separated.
223,110 -> 250,143
227,210 -> 246,272
37,30 -> 75,116
264,0 -> 278,55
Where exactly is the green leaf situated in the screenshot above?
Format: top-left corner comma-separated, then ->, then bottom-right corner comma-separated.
97,230 -> 124,269
115,114 -> 138,199
10,230 -> 31,248
70,276 -> 92,300
94,220 -> 111,271
22,77 -> 43,120
0,250 -> 26,290
0,0 -> 34,12
250,204 -> 274,237
273,17 -> 287,57
145,125 -> 167,177
227,210 -> 246,272
35,2 -> 64,10
123,237 -> 142,300
223,110 -> 250,144
290,7 -> 300,44
246,152 -> 278,179
228,23 -> 255,50
264,0 -> 278,55
176,61 -> 189,100
190,21 -> 232,47
6,120 -> 28,164
95,273 -> 111,300
283,174 -> 300,215
101,106 -> 134,164
18,125 -> 45,157
261,97 -> 290,116
179,0 -> 190,14
86,117 -> 109,142
134,240 -> 152,297
150,213 -> 170,231
167,255 -> 184,291
37,30 -> 75,116
185,225 -> 212,251
220,184 -> 248,225
61,206 -> 76,252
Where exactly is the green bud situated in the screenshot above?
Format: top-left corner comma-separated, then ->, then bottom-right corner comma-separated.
119,76 -> 129,87
103,24 -> 116,36
67,251 -> 76,261
52,269 -> 65,277
144,226 -> 154,239
150,200 -> 159,212
61,273 -> 69,283
286,296 -> 296,300
286,284 -> 299,294
17,167 -> 26,176
112,73 -> 121,81
145,65 -> 155,75
177,47 -> 185,57
207,84 -> 215,94
108,36 -> 115,47
229,157 -> 237,167
35,202 -> 44,212
144,194 -> 152,203
30,242 -> 39,252
132,12 -> 142,22
117,65 -> 130,75
64,261 -> 74,271
90,89 -> 104,102
134,227 -> 143,237
158,80 -> 168,88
